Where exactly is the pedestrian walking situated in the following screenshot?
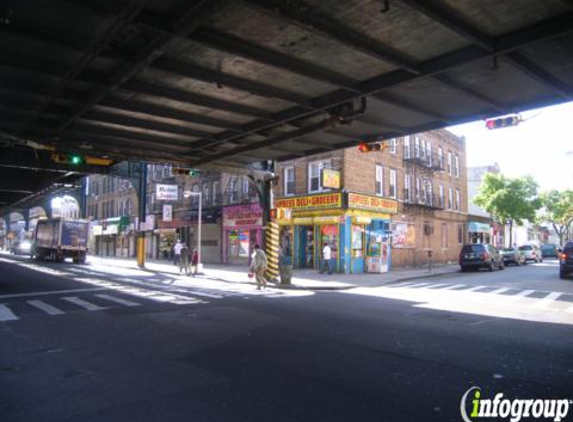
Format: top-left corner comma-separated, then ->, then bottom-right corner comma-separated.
173,239 -> 183,266
320,241 -> 332,274
190,248 -> 199,277
250,244 -> 268,290
179,242 -> 190,274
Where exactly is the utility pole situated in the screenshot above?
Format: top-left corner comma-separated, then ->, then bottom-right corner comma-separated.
136,162 -> 147,268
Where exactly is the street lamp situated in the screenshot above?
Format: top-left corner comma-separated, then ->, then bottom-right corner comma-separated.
183,190 -> 202,272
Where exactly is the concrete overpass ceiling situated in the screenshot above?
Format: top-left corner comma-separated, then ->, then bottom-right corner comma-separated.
0,0 -> 571,208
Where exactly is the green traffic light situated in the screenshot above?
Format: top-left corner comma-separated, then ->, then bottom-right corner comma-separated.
70,155 -> 82,165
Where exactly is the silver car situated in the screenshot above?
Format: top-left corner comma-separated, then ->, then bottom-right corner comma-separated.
518,245 -> 543,263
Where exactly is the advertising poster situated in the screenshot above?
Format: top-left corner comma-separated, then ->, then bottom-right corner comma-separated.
392,222 -> 416,248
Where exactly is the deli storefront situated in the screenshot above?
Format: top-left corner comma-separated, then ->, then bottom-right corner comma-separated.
222,203 -> 264,265
275,192 -> 398,274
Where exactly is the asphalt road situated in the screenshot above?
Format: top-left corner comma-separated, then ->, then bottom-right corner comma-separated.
1,255 -> 572,422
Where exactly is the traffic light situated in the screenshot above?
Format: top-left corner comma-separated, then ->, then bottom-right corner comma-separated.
51,153 -> 113,166
485,114 -> 521,130
52,153 -> 84,165
358,141 -> 388,153
173,168 -> 200,177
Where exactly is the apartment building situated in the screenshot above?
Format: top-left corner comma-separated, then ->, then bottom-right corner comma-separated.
274,129 -> 468,272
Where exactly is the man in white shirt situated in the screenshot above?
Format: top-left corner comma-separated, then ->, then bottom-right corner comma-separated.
173,239 -> 183,266
320,242 -> 332,275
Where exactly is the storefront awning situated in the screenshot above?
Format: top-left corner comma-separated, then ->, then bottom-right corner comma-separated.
468,222 -> 491,233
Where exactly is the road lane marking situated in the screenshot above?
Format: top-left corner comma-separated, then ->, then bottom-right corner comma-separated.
0,304 -> 18,321
425,284 -> 451,289
565,305 -> 573,314
532,292 -> 562,309
389,282 -> 419,288
403,283 -> 432,289
0,288 -> 107,299
95,294 -> 141,307
466,285 -> 488,292
27,300 -> 65,315
506,289 -> 535,303
441,284 -> 466,290
62,297 -> 106,311
488,288 -> 511,295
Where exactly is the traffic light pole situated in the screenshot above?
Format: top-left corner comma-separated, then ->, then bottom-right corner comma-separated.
136,162 -> 147,268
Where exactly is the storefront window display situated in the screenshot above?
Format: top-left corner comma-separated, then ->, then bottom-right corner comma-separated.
223,204 -> 263,265
351,225 -> 363,258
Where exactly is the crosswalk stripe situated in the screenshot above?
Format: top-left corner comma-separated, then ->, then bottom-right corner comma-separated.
27,300 -> 65,315
389,282 -> 418,288
565,305 -> 573,314
62,297 -> 106,311
95,294 -> 141,307
425,284 -> 451,289
532,292 -> 562,309
506,289 -> 535,303
441,284 -> 466,290
403,283 -> 431,289
0,304 -> 18,321
488,288 -> 511,295
466,285 -> 488,292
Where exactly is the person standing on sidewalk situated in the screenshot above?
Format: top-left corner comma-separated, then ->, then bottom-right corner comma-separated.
320,242 -> 332,275
190,248 -> 199,277
173,239 -> 183,266
250,244 -> 268,290
179,242 -> 190,274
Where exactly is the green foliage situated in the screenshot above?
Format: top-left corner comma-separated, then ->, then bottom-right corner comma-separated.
474,173 -> 541,226
538,190 -> 573,242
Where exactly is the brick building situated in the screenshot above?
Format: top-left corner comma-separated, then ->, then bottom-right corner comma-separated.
274,129 -> 468,272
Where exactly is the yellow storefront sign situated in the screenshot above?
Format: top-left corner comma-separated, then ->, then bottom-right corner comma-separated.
276,192 -> 342,211
321,168 -> 341,189
348,193 -> 398,214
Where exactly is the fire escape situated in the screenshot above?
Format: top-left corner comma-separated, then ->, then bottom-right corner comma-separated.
402,137 -> 444,215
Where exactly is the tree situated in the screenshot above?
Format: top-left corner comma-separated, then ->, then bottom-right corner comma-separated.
474,174 -> 540,246
538,190 -> 573,246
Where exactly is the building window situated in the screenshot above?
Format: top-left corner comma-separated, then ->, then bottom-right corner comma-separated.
458,224 -> 464,244
426,182 -> 433,206
228,176 -> 239,203
389,138 -> 397,154
404,174 -> 412,202
212,181 -> 220,205
455,188 -> 461,211
375,164 -> 384,196
414,136 -> 421,158
438,185 -> 444,208
284,166 -> 295,196
203,184 -> 210,206
389,169 -> 397,199
447,151 -> 453,175
454,155 -> 460,178
404,136 -> 411,159
308,160 -> 329,193
415,177 -> 421,203
448,187 -> 453,210
438,147 -> 444,169
426,142 -> 432,167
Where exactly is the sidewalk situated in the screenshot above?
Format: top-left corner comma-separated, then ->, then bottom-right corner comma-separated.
86,255 -> 460,290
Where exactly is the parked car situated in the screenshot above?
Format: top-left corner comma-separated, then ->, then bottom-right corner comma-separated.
459,244 -> 504,272
10,240 -> 33,256
500,247 -> 526,266
559,242 -> 573,279
518,245 -> 543,263
541,244 -> 559,258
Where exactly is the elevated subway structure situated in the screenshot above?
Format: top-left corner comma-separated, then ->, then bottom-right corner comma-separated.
0,0 -> 572,269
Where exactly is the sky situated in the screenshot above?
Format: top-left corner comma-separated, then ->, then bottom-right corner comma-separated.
447,101 -> 573,192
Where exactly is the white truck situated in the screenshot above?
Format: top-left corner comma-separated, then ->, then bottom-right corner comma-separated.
33,218 -> 89,264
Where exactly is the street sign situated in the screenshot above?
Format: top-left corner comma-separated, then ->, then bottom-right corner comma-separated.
163,204 -> 173,222
156,184 -> 178,201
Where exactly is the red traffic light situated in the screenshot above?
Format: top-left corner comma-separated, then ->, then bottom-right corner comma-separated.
358,142 -> 387,153
485,115 -> 520,130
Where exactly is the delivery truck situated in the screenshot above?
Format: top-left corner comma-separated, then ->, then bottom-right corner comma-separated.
33,218 -> 89,264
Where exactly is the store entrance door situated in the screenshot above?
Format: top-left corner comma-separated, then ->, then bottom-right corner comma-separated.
298,226 -> 315,269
